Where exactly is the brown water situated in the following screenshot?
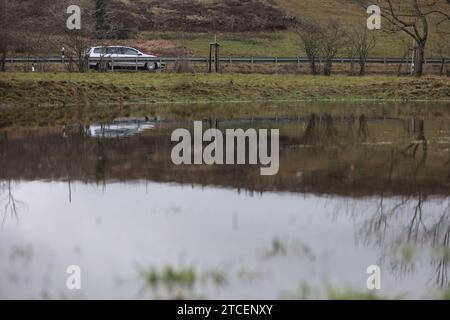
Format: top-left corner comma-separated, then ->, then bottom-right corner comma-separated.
1,102 -> 450,299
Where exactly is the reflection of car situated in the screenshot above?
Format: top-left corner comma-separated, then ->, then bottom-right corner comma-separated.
88,119 -> 155,138
86,46 -> 165,71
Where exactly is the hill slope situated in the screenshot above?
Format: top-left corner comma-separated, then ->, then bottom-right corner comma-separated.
5,0 -> 450,58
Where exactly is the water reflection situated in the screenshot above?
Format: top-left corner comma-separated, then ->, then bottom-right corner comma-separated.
0,180 -> 24,225
1,111 -> 450,299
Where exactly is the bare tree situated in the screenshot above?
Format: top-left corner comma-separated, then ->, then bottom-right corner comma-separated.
396,36 -> 415,76
62,1 -> 95,72
0,0 -> 19,71
352,0 -> 450,77
0,0 -> 8,71
294,17 -> 323,75
64,31 -> 90,72
347,28 -> 377,76
432,33 -> 450,76
321,20 -> 346,76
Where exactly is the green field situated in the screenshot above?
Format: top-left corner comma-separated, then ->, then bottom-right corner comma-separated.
142,31 -> 423,58
1,72 -> 449,105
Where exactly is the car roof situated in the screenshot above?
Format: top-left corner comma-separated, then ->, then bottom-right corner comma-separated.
92,46 -> 137,49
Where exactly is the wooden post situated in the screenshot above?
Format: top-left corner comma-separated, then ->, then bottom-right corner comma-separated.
209,40 -> 221,73
215,43 -> 220,73
209,44 -> 213,73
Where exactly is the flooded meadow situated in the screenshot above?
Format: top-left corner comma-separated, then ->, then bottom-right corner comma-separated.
1,101 -> 450,299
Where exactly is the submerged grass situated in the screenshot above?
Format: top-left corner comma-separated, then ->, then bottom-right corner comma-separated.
140,265 -> 227,290
265,238 -> 288,257
145,266 -> 196,289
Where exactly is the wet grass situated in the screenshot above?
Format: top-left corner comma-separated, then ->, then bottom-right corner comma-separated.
0,73 -> 449,129
1,73 -> 449,107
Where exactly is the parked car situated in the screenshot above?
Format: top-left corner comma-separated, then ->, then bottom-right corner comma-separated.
85,46 -> 165,71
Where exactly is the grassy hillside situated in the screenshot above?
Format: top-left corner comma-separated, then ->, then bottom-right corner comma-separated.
8,0 -> 450,58
129,0 -> 448,58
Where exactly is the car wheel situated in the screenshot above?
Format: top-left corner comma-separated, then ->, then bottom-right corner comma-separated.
145,63 -> 157,71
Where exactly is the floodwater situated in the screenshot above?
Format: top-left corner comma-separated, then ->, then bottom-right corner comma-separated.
1,102 -> 450,299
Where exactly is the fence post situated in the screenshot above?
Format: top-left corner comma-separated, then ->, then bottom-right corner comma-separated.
297,56 -> 300,73
384,58 -> 387,73
445,58 -> 448,77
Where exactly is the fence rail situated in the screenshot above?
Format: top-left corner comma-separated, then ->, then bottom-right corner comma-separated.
4,56 -> 446,64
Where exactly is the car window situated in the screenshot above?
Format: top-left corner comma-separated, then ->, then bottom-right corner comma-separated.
93,48 -> 106,54
121,48 -> 139,55
106,47 -> 119,54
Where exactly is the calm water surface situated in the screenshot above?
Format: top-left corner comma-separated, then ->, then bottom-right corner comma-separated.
1,101 -> 450,299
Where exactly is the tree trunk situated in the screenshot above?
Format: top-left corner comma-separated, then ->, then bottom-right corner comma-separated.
359,59 -> 366,76
414,44 -> 425,78
0,50 -> 6,72
308,57 -> 317,75
323,59 -> 332,76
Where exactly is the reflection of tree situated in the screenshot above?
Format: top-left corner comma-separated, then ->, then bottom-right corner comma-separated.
447,147 -> 450,181
402,117 -> 428,180
428,201 -> 450,288
358,115 -> 369,143
95,139 -> 107,186
353,117 -> 450,289
0,180 -> 24,224
302,113 -> 338,145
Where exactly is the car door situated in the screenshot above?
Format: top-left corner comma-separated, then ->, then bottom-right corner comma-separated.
120,47 -> 141,68
107,47 -> 121,68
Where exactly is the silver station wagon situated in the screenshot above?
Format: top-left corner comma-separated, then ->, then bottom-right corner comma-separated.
86,46 -> 165,71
